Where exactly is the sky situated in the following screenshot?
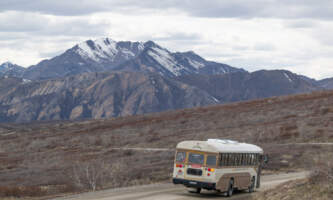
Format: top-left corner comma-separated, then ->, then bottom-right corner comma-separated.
0,0 -> 333,79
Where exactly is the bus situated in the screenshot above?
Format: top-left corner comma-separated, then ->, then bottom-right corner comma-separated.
172,139 -> 266,197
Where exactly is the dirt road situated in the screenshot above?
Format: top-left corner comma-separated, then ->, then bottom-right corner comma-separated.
52,171 -> 307,200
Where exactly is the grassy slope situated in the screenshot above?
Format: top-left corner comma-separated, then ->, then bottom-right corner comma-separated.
255,179 -> 333,200
0,90 -> 333,197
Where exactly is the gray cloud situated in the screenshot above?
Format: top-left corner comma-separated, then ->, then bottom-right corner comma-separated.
0,11 -> 109,36
153,32 -> 202,41
232,45 -> 250,51
285,20 -> 317,29
0,0 -> 333,20
253,43 -> 276,51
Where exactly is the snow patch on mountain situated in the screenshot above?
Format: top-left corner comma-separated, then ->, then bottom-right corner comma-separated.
76,38 -> 118,62
284,72 -> 292,82
0,62 -> 14,72
188,59 -> 205,69
2,62 -> 11,69
148,47 -> 183,76
94,38 -> 117,57
119,48 -> 135,59
76,38 -> 144,63
76,42 -> 100,62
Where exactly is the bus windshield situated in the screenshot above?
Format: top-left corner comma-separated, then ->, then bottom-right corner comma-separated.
188,153 -> 204,164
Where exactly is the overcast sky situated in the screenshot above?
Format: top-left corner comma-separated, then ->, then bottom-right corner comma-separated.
0,0 -> 332,79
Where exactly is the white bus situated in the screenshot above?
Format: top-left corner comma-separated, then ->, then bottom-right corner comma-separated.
172,139 -> 266,197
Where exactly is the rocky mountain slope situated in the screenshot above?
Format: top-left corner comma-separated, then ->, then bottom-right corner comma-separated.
23,38 -> 243,80
0,71 -> 216,122
177,70 -> 320,103
0,62 -> 25,77
318,78 -> 333,89
0,69 -> 323,123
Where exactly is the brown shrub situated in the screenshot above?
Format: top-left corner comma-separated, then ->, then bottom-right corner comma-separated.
0,186 -> 46,197
309,154 -> 333,185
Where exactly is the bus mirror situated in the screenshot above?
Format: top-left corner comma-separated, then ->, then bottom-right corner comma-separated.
263,155 -> 269,164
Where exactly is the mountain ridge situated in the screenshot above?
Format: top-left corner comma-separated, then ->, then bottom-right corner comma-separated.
22,38 -> 244,80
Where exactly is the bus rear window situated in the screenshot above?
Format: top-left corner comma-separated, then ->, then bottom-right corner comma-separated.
206,155 -> 217,166
188,153 -> 204,164
176,152 -> 186,162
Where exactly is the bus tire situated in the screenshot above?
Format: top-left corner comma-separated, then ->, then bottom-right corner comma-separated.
226,179 -> 234,197
249,177 -> 255,193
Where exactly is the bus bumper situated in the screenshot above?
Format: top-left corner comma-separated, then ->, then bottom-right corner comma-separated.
172,178 -> 216,190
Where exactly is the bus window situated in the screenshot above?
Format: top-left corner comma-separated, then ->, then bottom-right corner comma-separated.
236,153 -> 242,166
206,155 -> 217,166
250,154 -> 255,165
188,153 -> 204,164
235,154 -> 239,166
176,151 -> 186,163
246,154 -> 250,165
229,153 -> 235,166
220,153 -> 228,166
242,154 -> 245,166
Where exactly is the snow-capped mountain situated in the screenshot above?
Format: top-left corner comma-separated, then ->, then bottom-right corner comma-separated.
23,38 -> 145,80
23,38 -> 244,80
114,40 -> 244,77
75,38 -> 144,64
0,62 -> 26,77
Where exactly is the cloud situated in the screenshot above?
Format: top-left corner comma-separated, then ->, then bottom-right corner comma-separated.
0,0 -> 333,20
0,11 -> 109,36
0,1 -> 333,80
152,32 -> 202,41
253,43 -> 276,51
285,20 -> 317,29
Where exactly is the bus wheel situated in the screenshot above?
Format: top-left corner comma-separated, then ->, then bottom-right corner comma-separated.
249,177 -> 255,193
226,179 -> 234,197
188,188 -> 201,193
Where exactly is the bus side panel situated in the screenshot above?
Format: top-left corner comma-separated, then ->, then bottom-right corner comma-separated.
216,172 -> 251,192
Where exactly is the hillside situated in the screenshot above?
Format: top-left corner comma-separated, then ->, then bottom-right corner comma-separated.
0,69 -> 324,123
0,71 -> 216,122
0,89 -> 332,197
318,78 -> 333,89
177,70 -> 319,103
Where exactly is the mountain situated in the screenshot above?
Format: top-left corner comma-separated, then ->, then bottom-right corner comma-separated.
317,78 -> 333,89
0,37 -> 331,123
177,70 -> 321,103
0,69 -> 324,123
23,38 -> 244,80
114,41 -> 243,77
0,62 -> 26,77
0,71 -> 217,122
23,38 -> 145,80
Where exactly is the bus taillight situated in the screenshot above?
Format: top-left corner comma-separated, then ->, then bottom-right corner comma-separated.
208,168 -> 215,172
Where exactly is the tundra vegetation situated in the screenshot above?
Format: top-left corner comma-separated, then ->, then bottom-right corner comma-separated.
0,90 -> 332,199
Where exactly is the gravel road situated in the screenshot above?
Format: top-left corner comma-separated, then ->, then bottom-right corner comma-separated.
52,171 -> 308,200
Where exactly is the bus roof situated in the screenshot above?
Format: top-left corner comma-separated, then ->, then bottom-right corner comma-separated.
176,139 -> 263,154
